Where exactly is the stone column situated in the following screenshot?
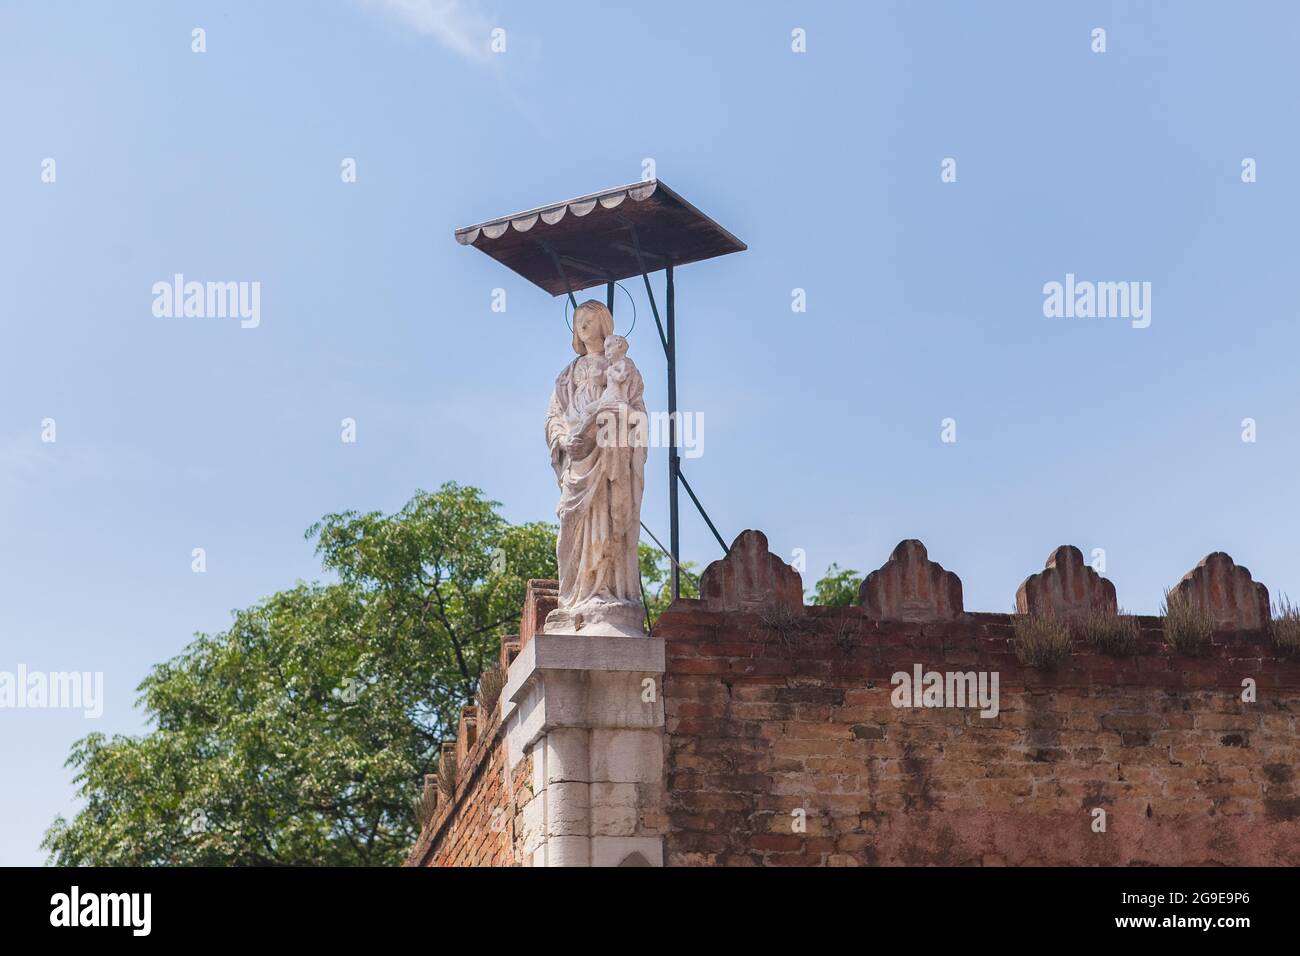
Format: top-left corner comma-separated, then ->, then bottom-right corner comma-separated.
501,630 -> 666,867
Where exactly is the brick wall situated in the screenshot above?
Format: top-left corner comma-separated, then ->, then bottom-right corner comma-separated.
406,706 -> 532,866
406,635 -> 533,867
658,603 -> 1300,866
406,534 -> 1300,866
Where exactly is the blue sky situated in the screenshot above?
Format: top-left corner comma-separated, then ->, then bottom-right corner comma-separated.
2,0 -> 1297,864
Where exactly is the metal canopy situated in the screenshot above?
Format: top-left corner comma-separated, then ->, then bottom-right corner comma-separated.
454,179 -> 746,296
456,176 -> 744,603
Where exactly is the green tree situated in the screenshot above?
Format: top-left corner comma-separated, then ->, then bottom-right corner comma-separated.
41,484 -> 556,866
639,542 -> 700,626
809,563 -> 861,606
41,482 -> 771,865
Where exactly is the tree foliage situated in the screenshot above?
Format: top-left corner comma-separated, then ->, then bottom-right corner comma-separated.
42,484 -> 555,866
809,562 -> 862,606
639,543 -> 700,626
42,481 -> 843,865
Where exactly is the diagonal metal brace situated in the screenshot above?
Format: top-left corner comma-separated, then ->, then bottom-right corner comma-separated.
676,468 -> 729,555
640,521 -> 703,585
537,239 -> 579,311
623,222 -> 669,356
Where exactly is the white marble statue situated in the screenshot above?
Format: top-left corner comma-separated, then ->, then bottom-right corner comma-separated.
544,301 -> 648,636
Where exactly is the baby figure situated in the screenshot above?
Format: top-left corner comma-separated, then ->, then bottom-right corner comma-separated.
598,335 -> 633,406
580,334 -> 644,453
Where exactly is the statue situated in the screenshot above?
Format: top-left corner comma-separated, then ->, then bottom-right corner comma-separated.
544,301 -> 648,636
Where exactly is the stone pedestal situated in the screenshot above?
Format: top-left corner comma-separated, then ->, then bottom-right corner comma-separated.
501,631 -> 666,867
543,600 -> 646,638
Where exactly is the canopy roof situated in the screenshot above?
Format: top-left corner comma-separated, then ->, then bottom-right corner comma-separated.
454,179 -> 746,296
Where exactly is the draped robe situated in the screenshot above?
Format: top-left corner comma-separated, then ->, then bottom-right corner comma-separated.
545,350 -> 647,623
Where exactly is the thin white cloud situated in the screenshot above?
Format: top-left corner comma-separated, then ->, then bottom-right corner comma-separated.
361,0 -> 494,62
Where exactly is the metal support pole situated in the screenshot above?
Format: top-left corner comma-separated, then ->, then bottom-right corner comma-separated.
606,280 -> 615,314
667,264 -> 680,601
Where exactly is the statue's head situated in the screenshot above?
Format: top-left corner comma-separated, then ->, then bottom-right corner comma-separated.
603,334 -> 629,361
572,300 -> 614,355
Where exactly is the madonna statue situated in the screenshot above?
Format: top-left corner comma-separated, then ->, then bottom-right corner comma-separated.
543,299 -> 647,637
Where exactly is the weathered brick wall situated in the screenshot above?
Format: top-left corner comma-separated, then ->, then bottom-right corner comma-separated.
405,535 -> 1300,867
407,633 -> 533,868
406,709 -> 532,867
658,604 -> 1300,866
